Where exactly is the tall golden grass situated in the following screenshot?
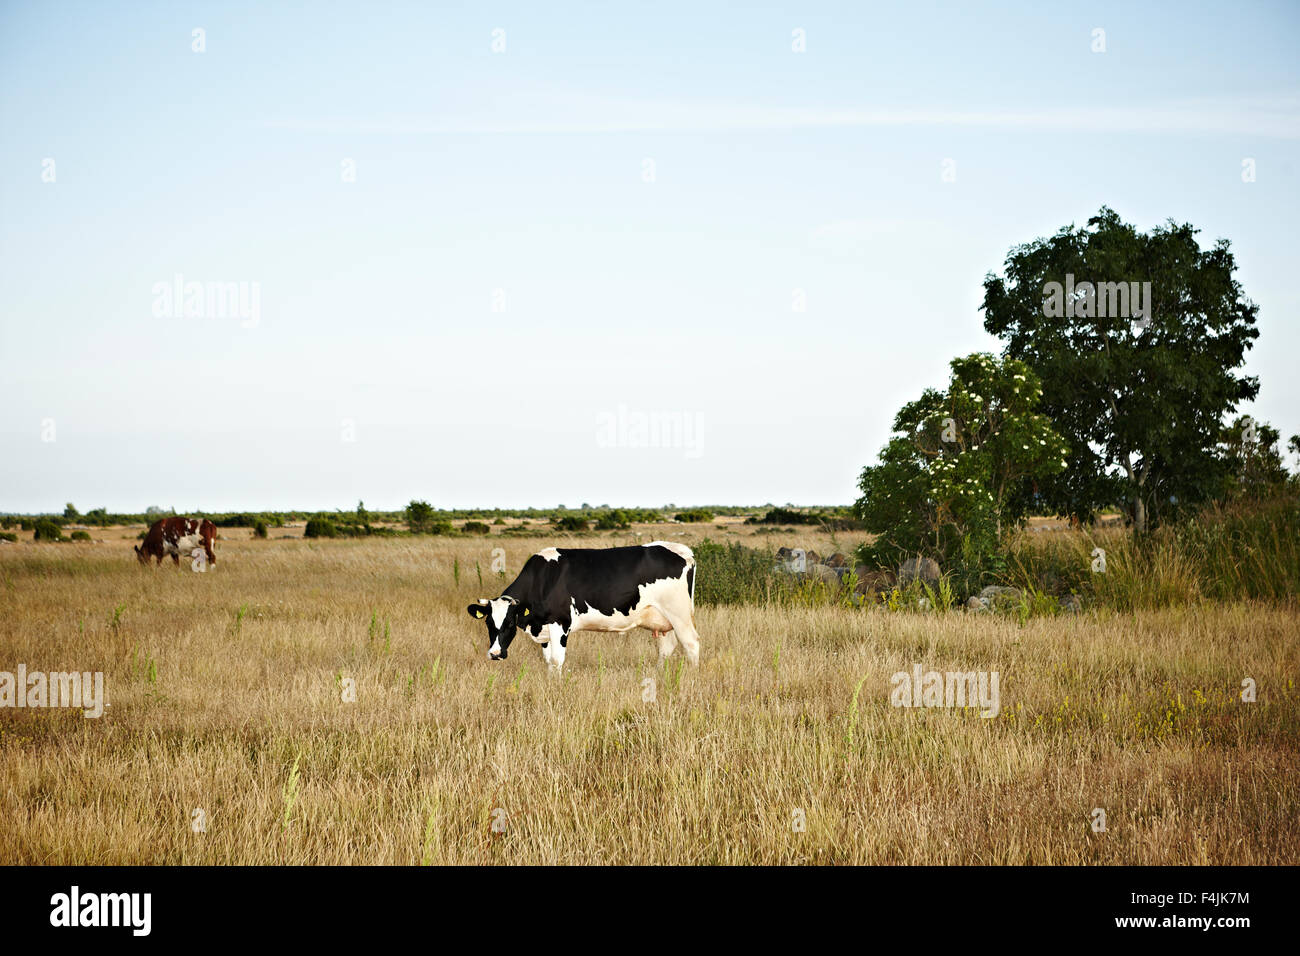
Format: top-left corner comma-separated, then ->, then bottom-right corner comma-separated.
0,530 -> 1295,864
1002,496 -> 1300,609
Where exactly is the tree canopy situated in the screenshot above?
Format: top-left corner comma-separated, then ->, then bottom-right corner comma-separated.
981,207 -> 1259,532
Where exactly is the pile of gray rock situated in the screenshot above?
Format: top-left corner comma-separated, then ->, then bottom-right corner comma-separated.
963,586 -> 1083,613
774,547 -> 1083,611
774,548 -> 937,599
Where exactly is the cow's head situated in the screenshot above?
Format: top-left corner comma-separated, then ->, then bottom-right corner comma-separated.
466,596 -> 533,660
133,544 -> 149,565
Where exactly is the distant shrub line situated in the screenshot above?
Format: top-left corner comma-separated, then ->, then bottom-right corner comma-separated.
0,503 -> 829,532
746,507 -> 865,531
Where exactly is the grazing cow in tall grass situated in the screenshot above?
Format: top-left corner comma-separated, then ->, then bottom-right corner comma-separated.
467,542 -> 698,672
135,517 -> 217,568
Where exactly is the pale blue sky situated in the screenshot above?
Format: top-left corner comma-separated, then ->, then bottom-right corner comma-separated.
2,1 -> 1298,512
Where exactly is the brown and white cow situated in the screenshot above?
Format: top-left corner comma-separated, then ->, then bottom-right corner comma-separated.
135,517 -> 217,568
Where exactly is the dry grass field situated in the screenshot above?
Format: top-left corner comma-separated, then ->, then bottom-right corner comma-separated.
1,526 -> 1296,865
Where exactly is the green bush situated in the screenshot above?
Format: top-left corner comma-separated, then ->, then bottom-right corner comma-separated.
0,531 -> 17,542
212,513 -> 256,528
253,521 -> 268,539
747,507 -> 816,525
744,507 -> 863,531
554,515 -> 590,532
202,512 -> 285,528
70,530 -> 92,541
499,525 -> 540,537
595,510 -> 631,530
816,512 -> 867,531
462,521 -> 491,535
33,519 -> 63,542
304,519 -> 338,539
674,509 -> 715,523
693,539 -> 793,606
855,354 -> 1067,576
332,521 -> 372,538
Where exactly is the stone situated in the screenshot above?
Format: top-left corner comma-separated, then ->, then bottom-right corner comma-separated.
898,556 -> 941,586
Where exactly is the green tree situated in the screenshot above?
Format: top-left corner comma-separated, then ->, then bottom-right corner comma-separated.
982,207 -> 1260,532
1219,417 -> 1289,498
855,353 -> 1067,567
63,503 -> 79,520
405,500 -> 435,534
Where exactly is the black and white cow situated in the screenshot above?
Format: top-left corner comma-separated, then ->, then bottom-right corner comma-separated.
466,541 -> 699,672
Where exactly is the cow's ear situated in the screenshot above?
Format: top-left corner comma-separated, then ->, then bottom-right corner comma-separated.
466,603 -> 487,619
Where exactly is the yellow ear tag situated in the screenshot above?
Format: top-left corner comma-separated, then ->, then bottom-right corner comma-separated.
474,609 -> 484,618
522,608 -> 530,617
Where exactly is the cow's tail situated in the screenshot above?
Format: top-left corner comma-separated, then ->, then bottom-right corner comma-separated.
684,546 -> 696,612
675,543 -> 697,612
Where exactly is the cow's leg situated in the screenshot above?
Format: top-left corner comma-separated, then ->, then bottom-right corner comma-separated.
545,623 -> 567,673
653,629 -> 676,667
657,608 -> 700,667
171,552 -> 180,566
155,553 -> 164,566
205,538 -> 216,566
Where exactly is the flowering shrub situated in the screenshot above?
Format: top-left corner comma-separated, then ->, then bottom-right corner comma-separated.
855,352 -> 1068,570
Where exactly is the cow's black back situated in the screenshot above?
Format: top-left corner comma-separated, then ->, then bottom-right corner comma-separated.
508,544 -> 692,627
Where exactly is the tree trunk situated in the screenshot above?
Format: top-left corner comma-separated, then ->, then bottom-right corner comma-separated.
1133,494 -> 1146,535
1133,459 -> 1150,535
